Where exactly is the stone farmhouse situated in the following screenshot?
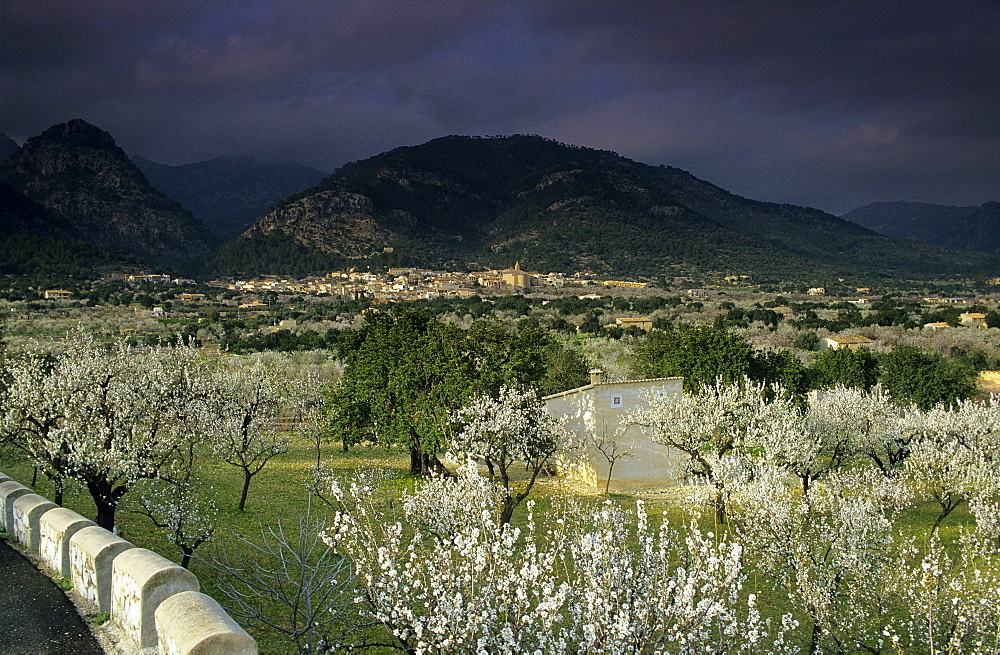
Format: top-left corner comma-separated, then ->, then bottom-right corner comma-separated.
960,312 -> 987,328
544,371 -> 684,490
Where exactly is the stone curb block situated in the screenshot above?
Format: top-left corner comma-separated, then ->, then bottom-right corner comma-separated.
0,480 -> 31,532
70,525 -> 134,612
0,471 -> 12,484
155,591 -> 257,655
112,547 -> 200,652
39,507 -> 96,578
12,493 -> 58,551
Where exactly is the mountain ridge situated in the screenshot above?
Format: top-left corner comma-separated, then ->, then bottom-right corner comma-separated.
229,134 -> 994,279
2,119 -> 211,264
842,200 -> 1000,255
1,122 -> 995,281
133,154 -> 327,243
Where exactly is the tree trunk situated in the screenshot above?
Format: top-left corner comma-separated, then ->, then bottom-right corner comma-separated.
499,498 -> 517,526
605,461 -> 615,494
809,619 -> 822,654
87,479 -> 125,531
53,475 -> 64,506
95,502 -> 117,532
409,445 -> 423,476
238,469 -> 252,511
423,452 -> 448,476
714,488 -> 727,525
931,498 -> 963,533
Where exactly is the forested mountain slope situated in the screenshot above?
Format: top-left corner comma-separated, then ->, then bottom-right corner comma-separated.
843,201 -> 1000,255
226,135 -> 994,279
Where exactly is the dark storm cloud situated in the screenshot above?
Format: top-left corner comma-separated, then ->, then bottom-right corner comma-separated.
1,0 -> 997,213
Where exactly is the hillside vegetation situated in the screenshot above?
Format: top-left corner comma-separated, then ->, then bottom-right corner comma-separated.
220,135 -> 997,279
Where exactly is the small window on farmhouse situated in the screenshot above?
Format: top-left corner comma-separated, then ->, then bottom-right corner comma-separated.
612,394 -> 623,407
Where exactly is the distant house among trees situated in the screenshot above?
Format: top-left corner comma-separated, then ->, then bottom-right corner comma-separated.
923,321 -> 951,332
43,289 -> 72,299
544,370 -> 684,490
610,317 -> 654,332
959,312 -> 987,328
978,371 -> 1000,396
820,335 -> 874,351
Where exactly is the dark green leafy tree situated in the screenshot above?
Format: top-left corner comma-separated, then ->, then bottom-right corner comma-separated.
809,347 -> 880,390
879,346 -> 976,410
467,321 -> 549,395
631,325 -> 755,391
750,349 -> 809,397
793,331 -> 821,351
326,310 -> 474,475
325,312 -> 587,475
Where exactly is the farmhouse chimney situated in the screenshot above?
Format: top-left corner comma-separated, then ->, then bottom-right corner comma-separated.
589,369 -> 604,385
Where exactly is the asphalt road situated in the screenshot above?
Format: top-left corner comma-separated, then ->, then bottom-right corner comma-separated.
0,539 -> 104,655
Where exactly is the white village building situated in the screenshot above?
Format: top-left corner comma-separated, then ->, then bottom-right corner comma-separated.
544,371 -> 685,490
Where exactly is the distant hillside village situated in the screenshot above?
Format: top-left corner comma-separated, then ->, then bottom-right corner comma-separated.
219,263 -> 650,302
101,269 -> 1000,305
38,268 -> 1000,329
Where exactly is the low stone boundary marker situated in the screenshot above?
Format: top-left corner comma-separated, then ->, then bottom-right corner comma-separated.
39,507 -> 95,578
0,480 -> 31,532
12,493 -> 57,551
155,591 -> 258,654
0,470 -> 256,652
70,525 -> 134,613
112,547 -> 200,652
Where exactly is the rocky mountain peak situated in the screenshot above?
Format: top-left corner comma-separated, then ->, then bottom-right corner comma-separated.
37,118 -> 121,153
2,119 -> 210,264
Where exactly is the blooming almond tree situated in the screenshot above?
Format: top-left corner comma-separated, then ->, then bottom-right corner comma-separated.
886,527 -> 1000,653
818,384 -> 912,476
203,359 -> 292,511
0,333 -> 210,530
727,463 -> 911,654
752,385 -> 901,494
130,440 -> 217,568
1,350 -> 78,504
451,384 -> 577,525
903,399 -> 1000,532
324,463 -> 791,654
626,378 -> 772,524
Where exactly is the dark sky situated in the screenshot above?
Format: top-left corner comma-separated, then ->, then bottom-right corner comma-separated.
2,0 -> 997,214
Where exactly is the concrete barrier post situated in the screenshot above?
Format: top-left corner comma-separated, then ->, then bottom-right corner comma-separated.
69,526 -> 134,612
0,480 -> 31,532
0,471 -> 12,484
155,591 -> 257,655
112,548 -> 200,651
12,493 -> 58,551
39,507 -> 95,577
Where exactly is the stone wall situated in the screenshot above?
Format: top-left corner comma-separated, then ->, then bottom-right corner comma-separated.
0,471 -> 256,654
